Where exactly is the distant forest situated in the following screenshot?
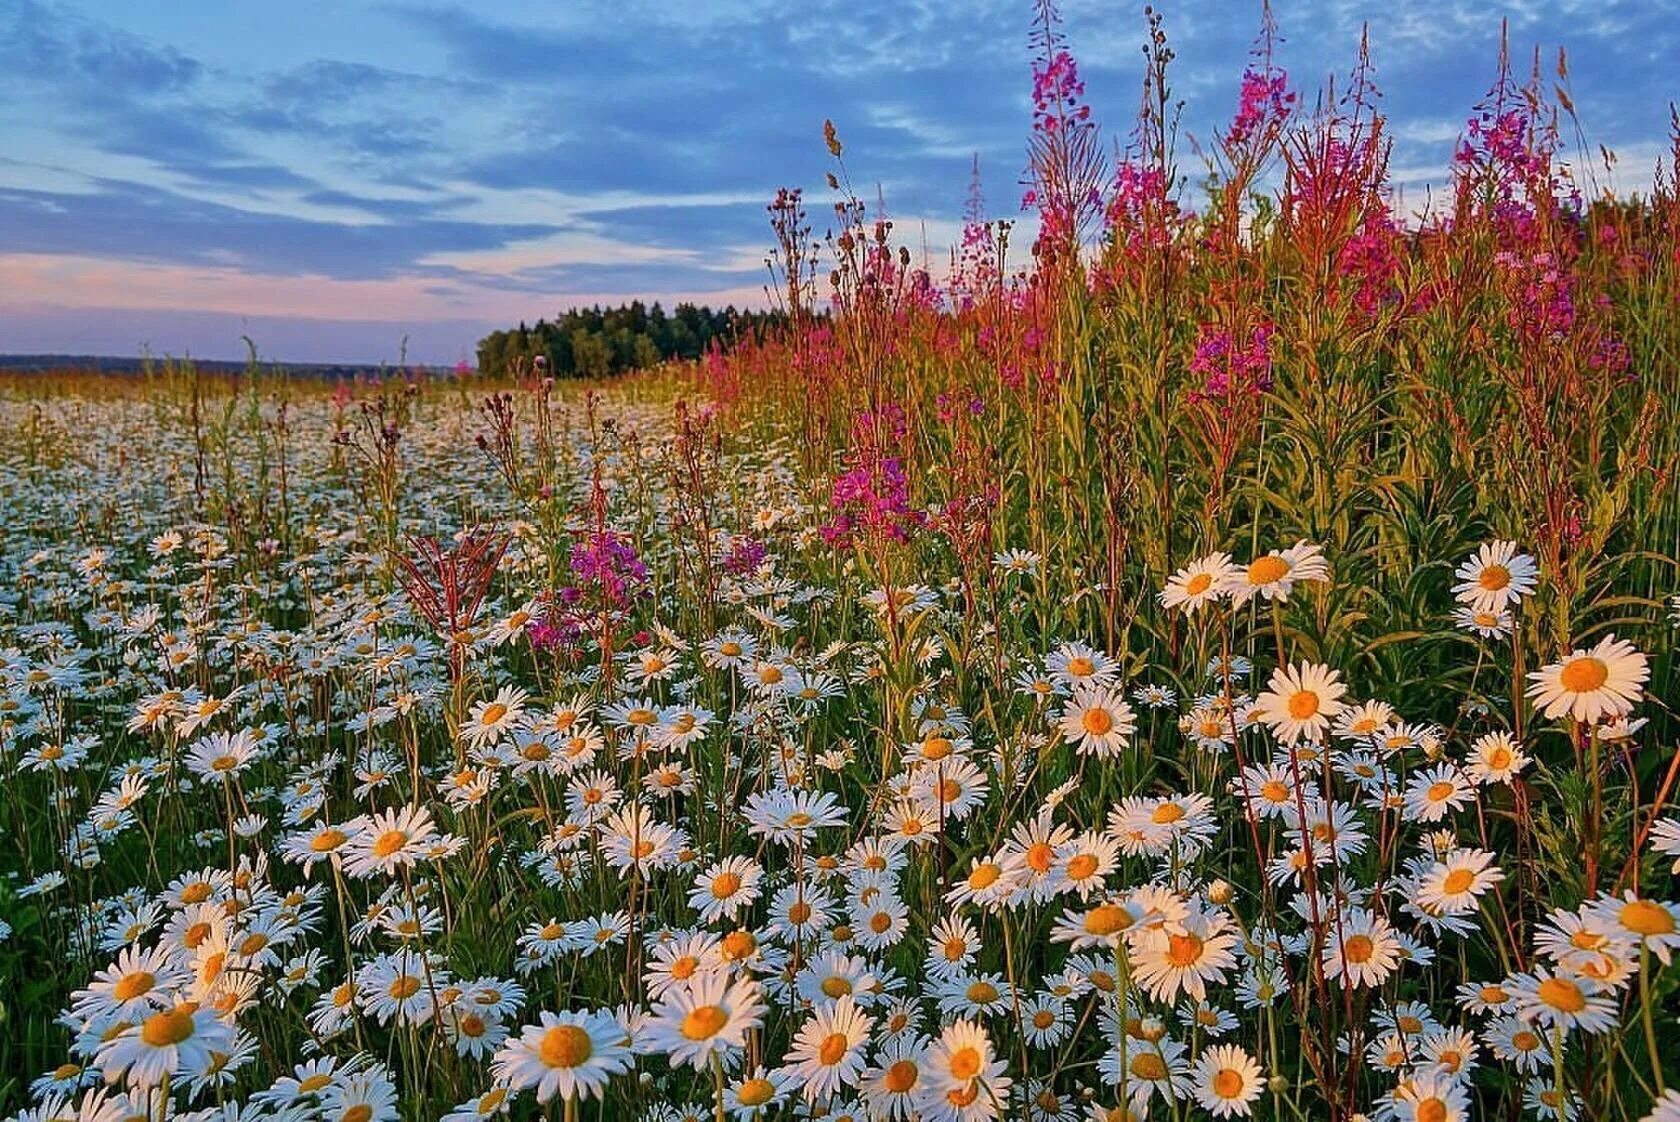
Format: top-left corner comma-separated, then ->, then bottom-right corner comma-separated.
474,302 -> 786,378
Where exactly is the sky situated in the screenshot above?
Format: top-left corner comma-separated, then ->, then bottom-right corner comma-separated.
1,0 -> 1675,365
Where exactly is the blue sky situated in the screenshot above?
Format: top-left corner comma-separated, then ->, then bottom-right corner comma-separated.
1,0 -> 1673,364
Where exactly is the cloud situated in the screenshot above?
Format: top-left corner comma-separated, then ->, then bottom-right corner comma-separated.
0,0 -> 1673,362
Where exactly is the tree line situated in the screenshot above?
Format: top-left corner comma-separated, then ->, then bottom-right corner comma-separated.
474,302 -> 786,378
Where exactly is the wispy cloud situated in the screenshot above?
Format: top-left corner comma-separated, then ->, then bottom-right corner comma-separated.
0,0 -> 1672,362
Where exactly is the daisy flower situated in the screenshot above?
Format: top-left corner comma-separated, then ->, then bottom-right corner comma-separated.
1389,1073 -> 1469,1122
1131,906 -> 1238,1002
1223,540 -> 1329,603
918,1018 -> 1011,1122
1506,968 -> 1618,1033
1321,908 -> 1402,989
341,805 -> 438,878
1160,552 -> 1237,615
1190,1043 -> 1263,1118
1253,662 -> 1347,745
689,856 -> 763,924
460,685 -> 529,750
1453,605 -> 1514,638
96,1002 -> 235,1088
724,1066 -> 798,1119
183,729 -> 261,784
860,1034 -> 929,1120
1020,996 -> 1071,1048
1650,817 -> 1680,874
1526,634 -> 1648,724
1464,731 -> 1527,785
1588,891 -> 1680,965
491,1009 -> 631,1103
1045,642 -> 1120,688
1402,764 -> 1475,823
70,942 -> 187,1024
644,972 -> 766,1070
1451,540 -> 1537,614
1414,849 -> 1504,915
781,994 -> 873,1103
1058,685 -> 1137,759
742,788 -> 847,844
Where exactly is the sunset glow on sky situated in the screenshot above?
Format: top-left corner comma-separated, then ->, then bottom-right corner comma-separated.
2,0 -> 1674,363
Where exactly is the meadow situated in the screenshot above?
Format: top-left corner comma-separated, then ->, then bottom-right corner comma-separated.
4,6 -> 1680,1122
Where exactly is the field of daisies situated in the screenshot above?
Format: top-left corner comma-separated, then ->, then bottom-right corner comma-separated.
7,8 -> 1680,1122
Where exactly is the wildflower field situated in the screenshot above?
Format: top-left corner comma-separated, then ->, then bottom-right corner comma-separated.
6,7 -> 1680,1122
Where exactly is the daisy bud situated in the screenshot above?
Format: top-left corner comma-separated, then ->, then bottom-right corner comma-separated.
1272,1076 -> 1292,1094
1207,879 -> 1234,905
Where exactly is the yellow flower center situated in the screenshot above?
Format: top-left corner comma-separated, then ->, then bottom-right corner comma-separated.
1442,869 -> 1475,895
1152,802 -> 1185,824
1537,977 -> 1586,1013
737,1077 -> 775,1106
1342,935 -> 1374,964
1620,899 -> 1674,937
372,830 -> 408,857
113,971 -> 155,1002
1166,933 -> 1203,967
1082,707 -> 1115,736
948,1046 -> 981,1080
1416,1098 -> 1448,1122
1085,905 -> 1135,936
682,1005 -> 729,1041
539,1024 -> 594,1068
818,1032 -> 850,1066
480,703 -> 508,725
1212,1068 -> 1245,1099
1184,572 -> 1213,596
1478,565 -> 1511,591
388,975 -> 421,1000
1559,657 -> 1609,694
968,864 -> 1001,890
967,981 -> 999,1003
140,1008 -> 196,1047
1066,656 -> 1095,677
1287,690 -> 1320,720
312,828 -> 348,852
1248,555 -> 1289,585
1065,854 -> 1099,881
821,977 -> 853,998
710,872 -> 743,899
1130,1053 -> 1168,1081
884,1060 -> 919,1092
